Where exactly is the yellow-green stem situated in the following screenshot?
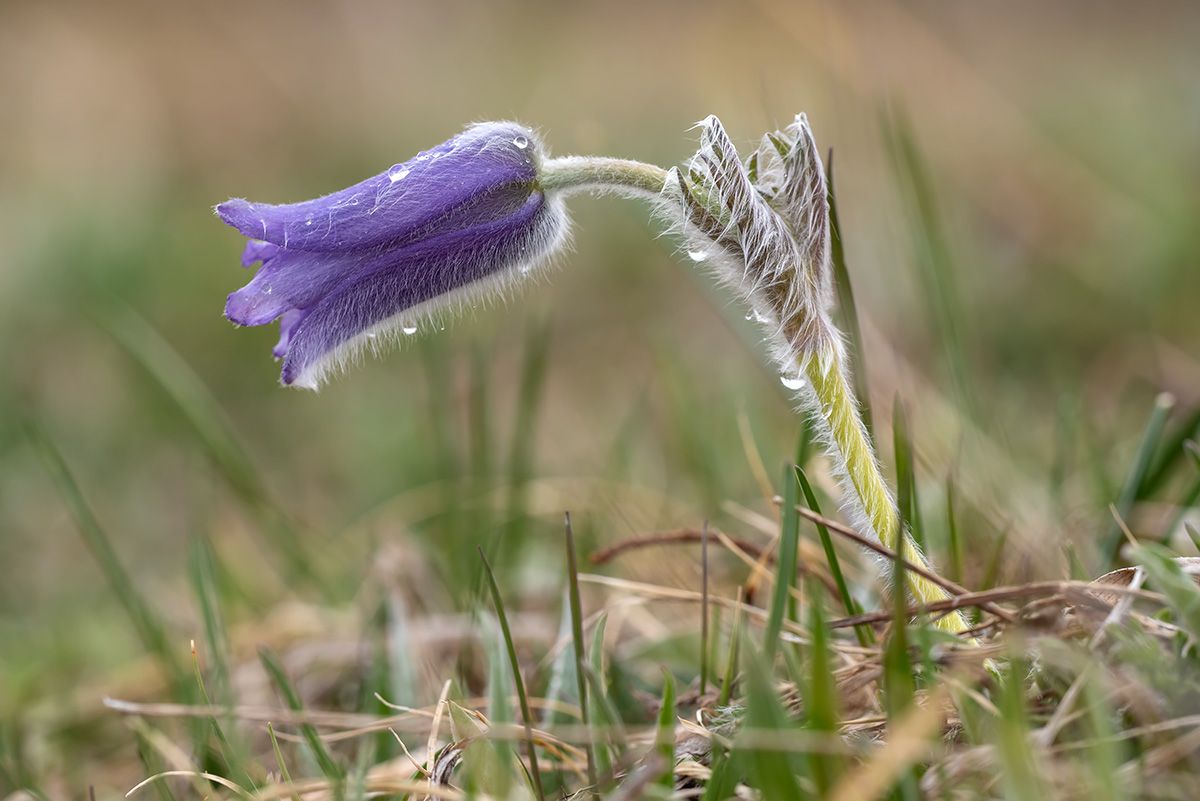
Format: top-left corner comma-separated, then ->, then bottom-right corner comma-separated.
804,347 -> 970,634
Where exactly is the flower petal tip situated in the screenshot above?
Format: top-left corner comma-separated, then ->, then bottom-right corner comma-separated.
279,362 -> 320,392
224,287 -> 287,327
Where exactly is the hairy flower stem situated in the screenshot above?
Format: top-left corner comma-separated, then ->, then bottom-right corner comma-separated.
546,154 -> 970,634
804,349 -> 966,633
540,157 -> 670,198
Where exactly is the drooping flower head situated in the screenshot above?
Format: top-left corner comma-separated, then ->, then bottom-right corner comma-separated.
218,122 -> 567,388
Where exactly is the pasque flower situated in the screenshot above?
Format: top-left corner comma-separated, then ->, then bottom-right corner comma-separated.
218,122 -> 567,388
219,114 -> 971,635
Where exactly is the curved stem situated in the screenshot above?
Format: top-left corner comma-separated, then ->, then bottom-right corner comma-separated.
540,156 -> 670,198
540,153 -> 971,635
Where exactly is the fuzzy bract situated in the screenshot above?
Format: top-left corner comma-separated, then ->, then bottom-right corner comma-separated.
218,122 -> 567,389
671,115 -> 838,367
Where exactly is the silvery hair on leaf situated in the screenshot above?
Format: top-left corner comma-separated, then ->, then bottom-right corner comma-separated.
668,114 -> 843,380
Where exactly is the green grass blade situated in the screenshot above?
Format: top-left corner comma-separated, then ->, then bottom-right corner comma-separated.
347,737 -> 377,801
1103,392 -> 1175,562
1134,543 -> 1200,641
718,589 -> 744,707
26,421 -> 185,686
564,512 -> 599,800
502,317 -> 552,550
701,741 -> 738,801
981,529 -> 1010,591
885,513 -> 915,716
581,669 -> 616,785
826,149 -> 875,438
190,643 -> 255,791
893,397 -> 924,549
700,520 -> 710,696
477,547 -> 545,801
480,616 -> 520,798
1139,405 -> 1200,498
586,613 -> 619,783
101,303 -> 322,589
794,413 -> 813,471
796,467 -> 874,646
101,303 -> 264,504
737,636 -> 803,797
805,597 -> 840,795
764,465 -> 800,661
1080,678 -> 1129,801
188,537 -> 233,701
257,646 -> 344,781
134,727 -> 179,801
541,589 -> 579,728
995,657 -> 1047,800
883,538 -> 920,799
653,670 -> 676,789
945,478 -> 965,585
267,723 -> 301,801
881,108 -> 980,421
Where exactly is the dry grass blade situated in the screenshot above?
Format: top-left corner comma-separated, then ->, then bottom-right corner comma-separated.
828,675 -> 960,801
125,771 -> 254,800
784,501 -> 1016,624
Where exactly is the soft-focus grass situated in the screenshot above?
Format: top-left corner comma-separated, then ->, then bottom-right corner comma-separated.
2,2 -> 1200,799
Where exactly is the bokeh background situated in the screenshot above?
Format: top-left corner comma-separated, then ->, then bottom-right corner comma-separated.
1,0 -> 1198,793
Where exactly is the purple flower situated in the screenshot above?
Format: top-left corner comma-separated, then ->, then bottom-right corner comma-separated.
218,122 -> 567,388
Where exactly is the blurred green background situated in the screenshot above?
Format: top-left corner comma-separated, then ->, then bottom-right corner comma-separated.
1,0 -> 1198,792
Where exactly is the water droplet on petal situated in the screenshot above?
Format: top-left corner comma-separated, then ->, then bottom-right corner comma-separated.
388,166 -> 411,183
779,372 -> 805,391
402,323 -> 418,335
367,332 -> 377,340
512,135 -> 529,149
305,218 -> 313,226
687,249 -> 708,263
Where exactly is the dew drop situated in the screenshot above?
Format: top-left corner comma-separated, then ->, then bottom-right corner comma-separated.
687,249 -> 708,262
779,373 -> 805,391
367,332 -> 377,340
388,166 -> 411,183
305,218 -> 313,226
512,135 -> 529,149
402,323 -> 418,335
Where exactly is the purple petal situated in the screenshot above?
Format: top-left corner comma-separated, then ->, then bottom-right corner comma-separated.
216,122 -> 539,253
273,309 -> 306,360
279,193 -> 564,388
241,240 -> 280,267
225,248 -> 353,326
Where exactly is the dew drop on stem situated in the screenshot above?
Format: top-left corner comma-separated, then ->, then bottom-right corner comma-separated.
779,372 -> 805,391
